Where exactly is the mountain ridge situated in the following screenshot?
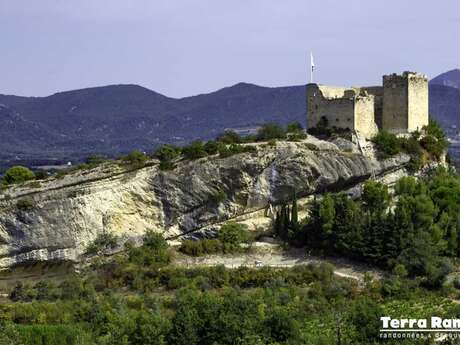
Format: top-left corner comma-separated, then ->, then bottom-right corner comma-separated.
0,73 -> 459,170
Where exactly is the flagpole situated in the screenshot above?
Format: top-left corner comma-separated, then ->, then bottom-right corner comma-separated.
310,52 -> 315,83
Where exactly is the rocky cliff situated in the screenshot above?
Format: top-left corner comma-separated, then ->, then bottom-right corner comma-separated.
0,137 -> 410,268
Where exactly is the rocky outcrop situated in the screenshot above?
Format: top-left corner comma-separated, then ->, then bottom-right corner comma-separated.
0,138 -> 410,268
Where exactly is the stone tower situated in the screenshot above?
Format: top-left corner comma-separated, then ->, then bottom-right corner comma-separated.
382,72 -> 428,134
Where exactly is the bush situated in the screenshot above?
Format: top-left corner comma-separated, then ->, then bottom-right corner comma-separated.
155,144 -> 181,170
85,232 -> 119,255
182,141 -> 207,160
0,322 -> 22,345
217,131 -> 243,144
34,170 -> 49,180
154,144 -> 181,162
256,123 -> 286,141
16,197 -> 35,210
2,166 -> 35,185
420,135 -> 444,159
218,222 -> 249,253
128,231 -> 171,267
159,161 -> 176,171
204,140 -> 219,155
122,150 -> 148,165
286,122 -> 304,133
179,239 -> 222,256
372,131 -> 401,157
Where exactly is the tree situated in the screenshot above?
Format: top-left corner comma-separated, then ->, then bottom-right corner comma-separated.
286,122 -> 303,133
122,150 -> 148,165
218,222 -> 249,253
217,130 -> 243,144
348,297 -> 382,343
204,140 -> 219,155
154,144 -> 181,162
2,166 -> 35,185
0,322 -> 23,345
362,180 -> 389,214
319,194 -> 335,235
371,130 -> 401,157
256,123 -> 286,141
182,141 -> 207,160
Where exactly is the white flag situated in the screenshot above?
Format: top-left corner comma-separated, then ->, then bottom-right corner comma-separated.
310,52 -> 315,70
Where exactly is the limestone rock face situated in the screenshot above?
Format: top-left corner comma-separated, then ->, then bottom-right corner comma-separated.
0,139 -> 410,268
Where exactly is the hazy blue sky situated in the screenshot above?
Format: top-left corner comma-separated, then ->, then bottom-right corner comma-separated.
0,0 -> 458,98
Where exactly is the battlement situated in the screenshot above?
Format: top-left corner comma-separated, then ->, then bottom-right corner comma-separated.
306,71 -> 428,138
383,71 -> 428,83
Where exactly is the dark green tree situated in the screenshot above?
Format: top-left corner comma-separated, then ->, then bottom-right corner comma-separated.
2,166 -> 35,185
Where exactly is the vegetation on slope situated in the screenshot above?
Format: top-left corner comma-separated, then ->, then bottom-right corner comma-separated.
275,168 -> 460,288
2,227 -> 460,344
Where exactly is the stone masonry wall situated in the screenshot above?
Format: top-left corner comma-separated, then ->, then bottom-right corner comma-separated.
306,84 -> 355,130
382,74 -> 409,133
354,95 -> 379,138
407,74 -> 429,132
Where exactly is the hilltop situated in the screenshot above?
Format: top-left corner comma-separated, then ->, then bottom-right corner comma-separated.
1,70 -> 460,170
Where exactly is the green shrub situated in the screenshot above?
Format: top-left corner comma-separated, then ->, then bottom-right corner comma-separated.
155,144 -> 181,170
33,170 -> 48,180
372,130 -> 401,157
218,222 -> 249,253
182,141 -> 207,160
2,166 -> 35,185
204,140 -> 219,155
256,123 -> 286,141
16,197 -> 35,210
122,150 -> 148,165
217,130 -> 243,144
179,239 -> 223,256
159,161 -> 176,171
17,324 -> 92,345
286,122 -> 304,133
154,144 -> 181,162
128,231 -> 171,267
85,232 -> 119,255
420,134 -> 444,159
0,322 -> 22,345
286,122 -> 307,141
179,240 -> 204,256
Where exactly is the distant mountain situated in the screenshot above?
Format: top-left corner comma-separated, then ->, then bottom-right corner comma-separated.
0,83 -> 305,169
1,70 -> 460,170
430,69 -> 460,89
428,84 -> 460,128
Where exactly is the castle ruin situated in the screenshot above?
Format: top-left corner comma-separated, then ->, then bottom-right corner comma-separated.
306,72 -> 429,138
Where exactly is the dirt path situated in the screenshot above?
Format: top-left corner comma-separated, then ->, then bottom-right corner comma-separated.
174,244 -> 384,282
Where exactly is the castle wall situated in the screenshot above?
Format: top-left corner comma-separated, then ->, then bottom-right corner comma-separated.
382,74 -> 409,133
354,95 -> 378,138
306,72 -> 428,139
362,86 -> 383,129
407,74 -> 429,132
306,84 -> 355,130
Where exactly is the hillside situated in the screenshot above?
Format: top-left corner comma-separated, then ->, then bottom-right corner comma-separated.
0,137 -> 409,268
1,71 -> 460,170
0,84 -> 305,170
430,68 -> 460,89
